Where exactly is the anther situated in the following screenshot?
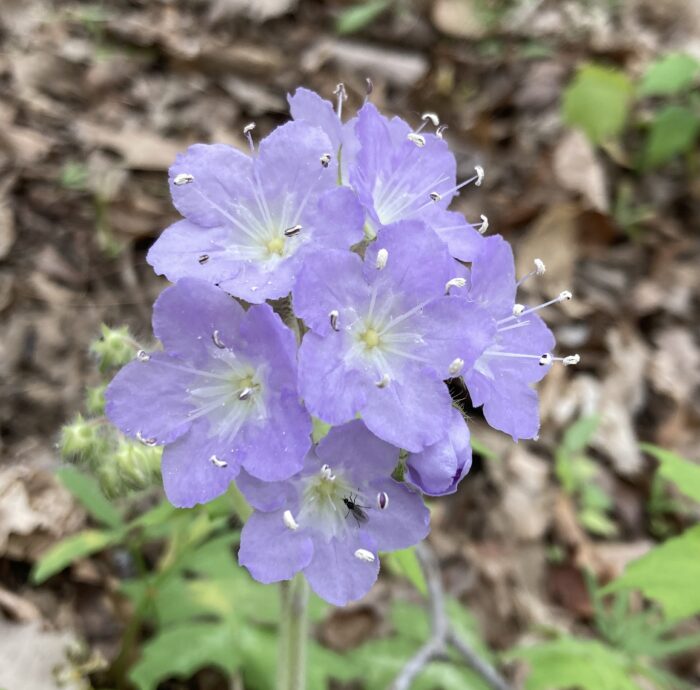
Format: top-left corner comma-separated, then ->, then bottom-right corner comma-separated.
474,165 -> 485,187
429,191 -> 442,202
136,430 -> 157,446
563,354 -> 581,366
320,464 -> 335,481
334,83 -> 347,119
243,123 -> 256,135
329,310 -> 340,332
421,112 -> 440,127
209,454 -> 227,468
448,357 -> 465,376
375,373 -> 391,388
377,492 -> 389,510
238,387 -> 254,401
477,214 -> 489,234
436,124 -> 449,139
198,254 -> 210,264
539,353 -> 553,366
512,304 -> 525,316
375,248 -> 388,270
445,277 -> 467,295
173,173 -> 194,186
407,132 -> 426,147
354,548 -> 375,563
136,349 -> 150,362
212,330 -> 225,349
284,224 -> 302,237
365,77 -> 373,96
320,153 -> 332,168
283,510 -> 299,531
534,259 -> 546,276
243,122 -> 256,153
560,290 -> 573,301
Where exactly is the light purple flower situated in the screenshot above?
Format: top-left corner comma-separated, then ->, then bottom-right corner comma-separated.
350,103 -> 484,261
464,235 -> 555,440
292,220 -> 495,452
288,87 -> 359,185
237,420 -> 430,606
147,121 -> 364,303
406,407 -> 472,496
105,278 -> 311,507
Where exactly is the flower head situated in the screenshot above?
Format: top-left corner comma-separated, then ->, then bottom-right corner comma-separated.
147,121 -> 364,303
464,236 -> 556,440
237,421 -> 429,606
105,278 -> 311,507
350,103 -> 484,260
292,220 -> 495,452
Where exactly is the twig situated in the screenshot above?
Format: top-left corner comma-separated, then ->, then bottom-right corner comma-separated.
389,542 -> 514,690
390,543 -> 448,690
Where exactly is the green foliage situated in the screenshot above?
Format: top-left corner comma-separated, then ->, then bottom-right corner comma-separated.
57,466 -> 124,529
555,415 -> 616,536
383,547 -> 428,595
643,105 -> 700,168
60,161 -> 90,190
604,525 -> 700,622
562,64 -> 634,143
641,443 -> 700,504
512,637 -> 641,690
640,53 -> 700,97
336,0 -> 391,34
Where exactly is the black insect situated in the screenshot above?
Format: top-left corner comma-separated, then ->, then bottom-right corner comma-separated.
343,493 -> 370,526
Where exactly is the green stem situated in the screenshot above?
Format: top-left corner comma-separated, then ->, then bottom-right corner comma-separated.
277,575 -> 309,690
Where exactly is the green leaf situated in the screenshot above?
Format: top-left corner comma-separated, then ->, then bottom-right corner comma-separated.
511,637 -> 641,690
604,525 -> 700,621
562,64 -> 634,143
642,443 -> 700,504
32,529 -> 120,584
56,466 -> 123,529
383,547 -> 427,595
129,622 -> 241,690
561,415 -> 599,454
643,105 -> 700,168
336,0 -> 391,34
640,53 -> 700,97
470,435 -> 499,461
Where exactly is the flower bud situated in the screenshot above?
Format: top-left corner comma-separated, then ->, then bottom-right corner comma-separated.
90,324 -> 137,371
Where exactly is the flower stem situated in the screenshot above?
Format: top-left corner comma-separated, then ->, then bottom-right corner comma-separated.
276,575 -> 309,690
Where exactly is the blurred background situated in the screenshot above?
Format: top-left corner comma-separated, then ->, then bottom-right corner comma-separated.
1,0 -> 700,689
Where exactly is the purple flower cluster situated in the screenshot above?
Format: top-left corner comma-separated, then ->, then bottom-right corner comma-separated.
106,85 -> 577,606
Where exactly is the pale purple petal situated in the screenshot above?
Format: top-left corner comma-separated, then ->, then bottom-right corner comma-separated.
239,510 -> 314,583
429,209 -> 485,263
236,469 -> 298,512
469,235 -> 517,316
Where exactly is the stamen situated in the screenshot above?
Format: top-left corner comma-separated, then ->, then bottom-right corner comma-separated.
354,548 -> 375,563
407,132 -> 426,147
329,309 -> 340,332
212,330 -> 225,349
445,277 -> 467,295
209,454 -> 227,468
448,357 -> 464,376
498,290 -> 573,324
136,430 -> 157,446
517,258 -> 547,287
365,77 -> 373,97
375,248 -> 388,270
474,165 -> 485,187
320,153 -> 332,168
283,224 -> 302,237
539,353 -> 553,366
375,373 -> 391,388
429,191 -> 442,202
421,112 -> 440,127
238,387 -> 254,401
476,214 -> 489,234
283,510 -> 299,531
243,122 -> 256,153
377,492 -> 389,510
563,354 -> 581,366
198,254 -> 210,265
173,173 -> 194,186
436,124 -> 449,139
320,464 -> 336,481
136,350 -> 150,362
333,83 -> 347,120
512,304 -> 525,316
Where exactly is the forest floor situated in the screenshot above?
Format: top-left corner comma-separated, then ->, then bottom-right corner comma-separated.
1,0 -> 700,688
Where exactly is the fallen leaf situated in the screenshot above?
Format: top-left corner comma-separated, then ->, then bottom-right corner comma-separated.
553,130 -> 608,212
431,0 -> 487,39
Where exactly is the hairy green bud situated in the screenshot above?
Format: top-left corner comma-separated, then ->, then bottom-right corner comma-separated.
90,324 -> 137,371
59,415 -> 106,464
85,384 -> 107,416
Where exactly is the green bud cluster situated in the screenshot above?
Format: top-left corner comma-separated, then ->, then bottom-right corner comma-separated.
59,322 -> 161,498
90,324 -> 138,372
